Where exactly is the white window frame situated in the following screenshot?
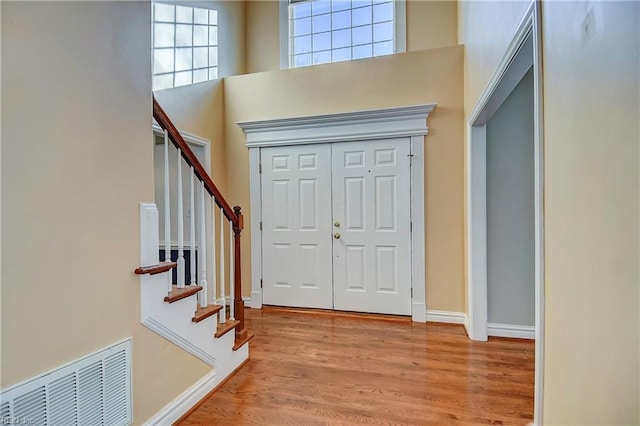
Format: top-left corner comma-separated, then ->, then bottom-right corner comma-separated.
152,2 -> 219,91
279,0 -> 406,69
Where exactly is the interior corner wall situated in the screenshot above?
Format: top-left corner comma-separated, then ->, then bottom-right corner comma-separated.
459,0 -> 640,423
245,0 -> 459,74
1,2 -> 211,424
154,81 -> 228,191
224,46 -> 466,314
458,0 -> 531,117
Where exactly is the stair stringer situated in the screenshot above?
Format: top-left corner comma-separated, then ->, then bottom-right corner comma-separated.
138,203 -> 248,373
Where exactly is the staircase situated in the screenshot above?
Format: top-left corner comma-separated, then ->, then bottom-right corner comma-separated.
134,98 -> 253,415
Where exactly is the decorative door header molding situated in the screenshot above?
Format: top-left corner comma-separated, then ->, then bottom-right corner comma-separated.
237,104 -> 437,148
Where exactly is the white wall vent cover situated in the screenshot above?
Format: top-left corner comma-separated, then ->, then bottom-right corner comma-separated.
0,338 -> 132,426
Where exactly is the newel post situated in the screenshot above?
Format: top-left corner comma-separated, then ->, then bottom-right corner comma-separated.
233,206 -> 248,341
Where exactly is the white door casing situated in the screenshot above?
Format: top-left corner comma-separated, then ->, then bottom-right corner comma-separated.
238,104 -> 436,322
261,144 -> 333,309
332,139 -> 412,315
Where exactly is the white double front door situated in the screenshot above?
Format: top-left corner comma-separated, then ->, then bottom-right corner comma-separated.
261,138 -> 412,315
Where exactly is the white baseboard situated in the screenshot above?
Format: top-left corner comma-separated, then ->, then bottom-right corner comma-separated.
221,296 -> 252,305
144,369 -> 217,426
488,323 -> 535,339
463,315 -> 471,337
426,310 -> 467,325
250,291 -> 262,309
412,302 -> 427,322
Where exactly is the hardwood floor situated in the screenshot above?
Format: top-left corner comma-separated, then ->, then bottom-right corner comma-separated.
179,307 -> 534,425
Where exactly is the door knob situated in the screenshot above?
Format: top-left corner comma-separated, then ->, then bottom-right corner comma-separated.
334,221 -> 341,228
334,232 -> 341,239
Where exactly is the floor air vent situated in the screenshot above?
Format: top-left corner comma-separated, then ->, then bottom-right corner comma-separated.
0,339 -> 132,426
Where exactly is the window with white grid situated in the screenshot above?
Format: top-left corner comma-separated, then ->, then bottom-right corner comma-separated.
153,3 -> 218,91
286,0 -> 404,68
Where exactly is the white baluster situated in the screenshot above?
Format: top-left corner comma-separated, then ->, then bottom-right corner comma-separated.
229,220 -> 235,321
219,207 -> 226,323
210,198 -> 217,306
176,149 -> 185,288
163,130 -> 172,294
198,181 -> 208,308
190,167 -> 196,287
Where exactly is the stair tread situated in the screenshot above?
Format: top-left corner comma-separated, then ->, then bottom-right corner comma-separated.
164,285 -> 202,303
233,332 -> 255,351
214,320 -> 239,338
192,304 -> 223,323
135,262 -> 177,275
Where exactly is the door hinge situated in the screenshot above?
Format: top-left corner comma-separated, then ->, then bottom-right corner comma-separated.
259,163 -> 262,173
260,221 -> 263,231
407,153 -> 414,165
410,221 -> 413,232
411,288 -> 413,298
260,279 -> 263,289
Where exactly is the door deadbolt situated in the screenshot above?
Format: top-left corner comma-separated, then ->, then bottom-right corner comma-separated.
334,232 -> 341,239
334,221 -> 341,227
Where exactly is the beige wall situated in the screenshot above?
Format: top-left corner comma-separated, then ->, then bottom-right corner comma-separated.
459,0 -> 640,423
246,0 -> 282,74
155,81 -> 228,190
1,2 -> 210,423
406,0 -> 458,52
246,0 -> 459,74
541,1 -> 639,423
225,46 -> 465,312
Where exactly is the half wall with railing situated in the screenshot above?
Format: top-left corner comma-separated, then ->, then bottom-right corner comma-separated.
152,97 -> 248,345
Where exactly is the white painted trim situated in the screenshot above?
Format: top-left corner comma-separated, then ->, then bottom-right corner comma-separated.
240,105 -> 436,322
221,296 -> 252,305
279,0 -> 289,70
238,104 -> 435,148
426,310 -> 467,325
466,124 -> 488,342
143,370 -> 217,426
531,2 -> 546,424
465,2 -> 544,424
395,0 -> 407,53
141,203 -> 160,268
153,124 -> 209,147
471,32 -> 534,126
248,148 -> 263,309
463,315 -> 471,337
467,3 -> 536,126
488,323 -> 535,340
410,135 -> 426,323
159,242 -> 198,250
152,123 -> 211,174
142,317 -> 217,366
411,302 -> 426,323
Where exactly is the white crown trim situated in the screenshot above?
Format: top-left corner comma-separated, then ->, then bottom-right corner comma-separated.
238,104 -> 436,148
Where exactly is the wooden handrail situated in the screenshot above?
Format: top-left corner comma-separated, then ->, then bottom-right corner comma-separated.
153,96 -> 238,225
152,96 -> 247,347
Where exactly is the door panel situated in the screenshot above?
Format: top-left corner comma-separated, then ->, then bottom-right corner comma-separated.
332,139 -> 412,315
261,139 -> 411,315
261,145 -> 333,308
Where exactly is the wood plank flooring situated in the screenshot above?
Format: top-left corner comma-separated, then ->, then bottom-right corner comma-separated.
178,307 -> 534,425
